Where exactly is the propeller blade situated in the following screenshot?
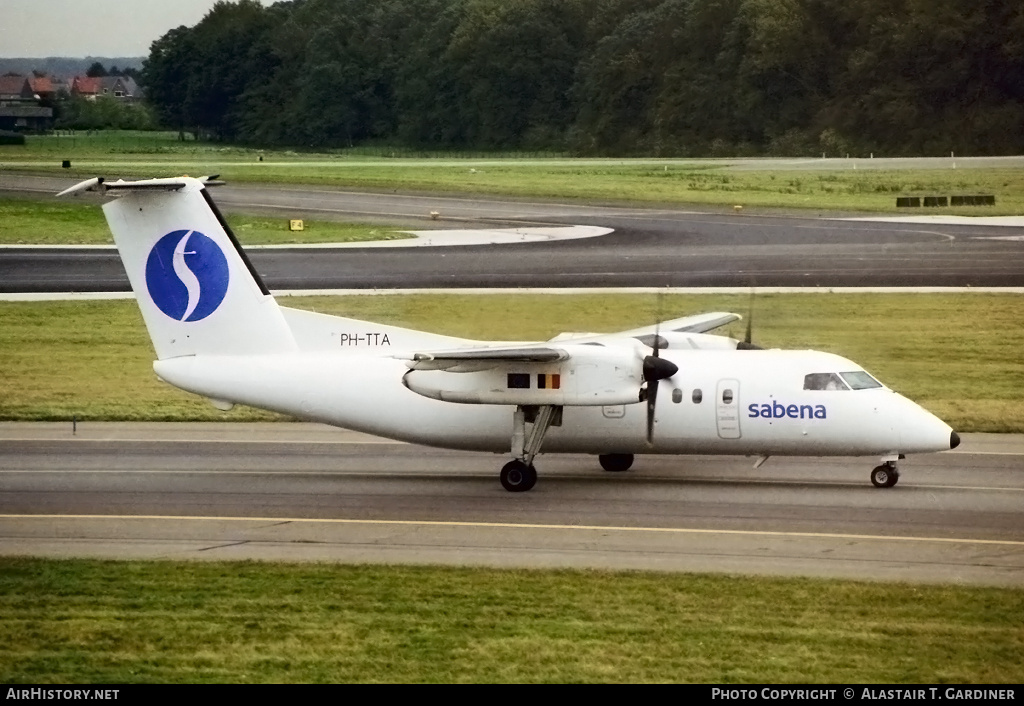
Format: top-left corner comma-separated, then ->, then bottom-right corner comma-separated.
642,354 -> 677,444
645,293 -> 673,444
646,378 -> 658,443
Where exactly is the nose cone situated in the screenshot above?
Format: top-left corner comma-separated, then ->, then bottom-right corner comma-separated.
890,393 -> 958,454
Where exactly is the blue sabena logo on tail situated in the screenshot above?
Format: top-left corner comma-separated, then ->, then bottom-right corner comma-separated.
146,230 -> 229,321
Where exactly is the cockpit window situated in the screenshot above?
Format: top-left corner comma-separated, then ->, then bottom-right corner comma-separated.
803,373 -> 849,391
840,371 -> 883,390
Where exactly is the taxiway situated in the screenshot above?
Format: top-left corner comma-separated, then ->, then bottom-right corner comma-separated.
1,423 -> 1022,586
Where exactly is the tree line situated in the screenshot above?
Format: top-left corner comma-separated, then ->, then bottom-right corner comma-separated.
141,0 -> 1024,156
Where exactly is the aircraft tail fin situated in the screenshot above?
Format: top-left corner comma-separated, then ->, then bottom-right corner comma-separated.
59,176 -> 297,360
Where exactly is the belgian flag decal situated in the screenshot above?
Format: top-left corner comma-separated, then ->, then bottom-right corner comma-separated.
537,373 -> 561,390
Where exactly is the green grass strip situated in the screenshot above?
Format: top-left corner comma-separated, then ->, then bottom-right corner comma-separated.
1,293 -> 1021,431
5,131 -> 1024,213
0,196 -> 410,246
0,558 -> 1020,683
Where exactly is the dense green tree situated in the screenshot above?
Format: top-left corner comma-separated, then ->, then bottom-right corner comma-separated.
572,5 -> 667,153
821,0 -> 1024,155
139,0 -> 1024,155
142,26 -> 196,138
738,0 -> 845,154
390,0 -> 470,145
142,0 -> 279,140
444,0 -> 589,148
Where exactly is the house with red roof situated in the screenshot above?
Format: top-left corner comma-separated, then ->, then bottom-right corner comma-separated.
70,75 -> 142,102
28,75 -> 57,100
70,76 -> 102,100
0,74 -> 33,101
0,74 -> 53,132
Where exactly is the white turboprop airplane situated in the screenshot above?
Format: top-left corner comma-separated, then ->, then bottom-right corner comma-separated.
58,176 -> 961,492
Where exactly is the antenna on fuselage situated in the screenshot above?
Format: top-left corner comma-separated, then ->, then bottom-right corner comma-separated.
737,281 -> 763,350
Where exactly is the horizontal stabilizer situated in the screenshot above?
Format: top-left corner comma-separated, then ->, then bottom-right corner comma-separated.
57,176 -> 224,198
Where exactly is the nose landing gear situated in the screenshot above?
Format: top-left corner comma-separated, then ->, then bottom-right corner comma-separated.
598,453 -> 634,473
870,461 -> 900,488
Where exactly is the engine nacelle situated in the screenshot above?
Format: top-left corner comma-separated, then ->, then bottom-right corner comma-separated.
403,345 -> 644,405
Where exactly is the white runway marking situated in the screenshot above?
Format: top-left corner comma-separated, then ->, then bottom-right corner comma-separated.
5,286 -> 1024,301
267,225 -> 615,248
0,225 -> 614,250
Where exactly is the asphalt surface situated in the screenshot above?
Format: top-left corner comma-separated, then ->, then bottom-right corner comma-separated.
2,175 -> 1023,291
1,422 -> 1022,586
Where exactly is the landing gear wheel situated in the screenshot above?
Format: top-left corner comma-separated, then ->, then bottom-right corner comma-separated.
599,453 -> 634,472
500,460 -> 537,492
871,464 -> 900,488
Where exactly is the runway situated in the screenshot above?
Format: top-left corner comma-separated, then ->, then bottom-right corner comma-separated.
1,423 -> 1022,586
3,175 -> 1024,290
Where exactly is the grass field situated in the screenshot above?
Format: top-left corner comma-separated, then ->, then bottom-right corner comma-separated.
1,292 -> 1021,431
0,196 -> 411,246
1,558 -> 1021,683
4,131 -> 1023,214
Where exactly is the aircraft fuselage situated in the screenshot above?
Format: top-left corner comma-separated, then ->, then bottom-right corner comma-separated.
153,347 -> 954,460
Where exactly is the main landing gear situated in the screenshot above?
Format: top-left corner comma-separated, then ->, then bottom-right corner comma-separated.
870,460 -> 900,488
500,405 -> 561,492
500,459 -> 537,492
599,453 -> 634,473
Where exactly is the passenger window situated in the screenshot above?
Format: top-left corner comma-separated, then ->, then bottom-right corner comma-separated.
672,388 -> 683,404
722,389 -> 734,404
692,389 -> 703,404
803,373 -> 848,391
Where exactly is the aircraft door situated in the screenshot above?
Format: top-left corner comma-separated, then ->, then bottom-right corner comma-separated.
716,379 -> 741,439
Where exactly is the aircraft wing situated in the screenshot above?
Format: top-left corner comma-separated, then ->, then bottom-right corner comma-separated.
609,312 -> 740,337
546,311 -> 741,345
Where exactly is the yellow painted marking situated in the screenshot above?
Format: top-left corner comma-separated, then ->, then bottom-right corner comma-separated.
1,514 -> 1022,547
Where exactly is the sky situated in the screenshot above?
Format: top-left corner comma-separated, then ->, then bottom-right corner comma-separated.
0,0 -> 275,58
